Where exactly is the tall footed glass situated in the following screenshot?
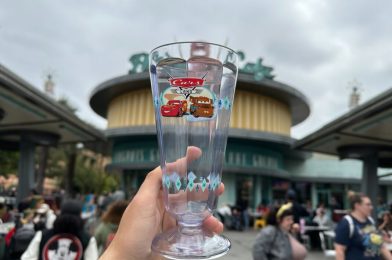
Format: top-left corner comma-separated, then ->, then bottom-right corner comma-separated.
149,42 -> 238,259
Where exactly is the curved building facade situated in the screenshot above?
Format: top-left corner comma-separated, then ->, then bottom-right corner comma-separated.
90,52 -> 313,209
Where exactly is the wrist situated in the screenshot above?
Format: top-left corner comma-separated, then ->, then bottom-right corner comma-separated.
99,245 -> 138,260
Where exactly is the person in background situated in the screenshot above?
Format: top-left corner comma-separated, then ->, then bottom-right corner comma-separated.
217,203 -> 232,228
253,203 -> 307,260
285,189 -> 309,237
33,203 -> 57,231
313,207 -> 332,228
81,194 -> 97,219
305,200 -> 314,219
82,194 -> 99,236
237,198 -> 249,231
378,211 -> 392,243
256,201 -> 270,216
334,191 -> 392,260
94,200 -> 128,255
230,205 -> 242,231
379,212 -> 392,232
286,189 -> 309,224
316,202 -> 326,215
97,192 -> 108,216
0,196 -> 12,223
21,199 -> 98,260
376,197 -> 388,222
331,196 -> 342,211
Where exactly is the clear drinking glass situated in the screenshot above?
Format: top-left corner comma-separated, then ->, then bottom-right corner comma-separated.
149,42 -> 238,259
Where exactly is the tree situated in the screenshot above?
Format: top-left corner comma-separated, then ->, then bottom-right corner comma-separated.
0,150 -> 19,176
73,156 -> 118,194
44,146 -> 118,195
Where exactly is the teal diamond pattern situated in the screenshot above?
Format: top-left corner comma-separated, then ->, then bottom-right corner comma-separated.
187,172 -> 196,191
201,178 -> 207,192
211,179 -> 217,191
163,173 -> 219,192
222,97 -> 231,110
154,97 -> 160,107
211,175 -> 220,191
188,182 -> 194,191
165,176 -> 170,190
175,177 -> 182,191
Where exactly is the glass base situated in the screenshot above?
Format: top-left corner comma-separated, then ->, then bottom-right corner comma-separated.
152,226 -> 231,259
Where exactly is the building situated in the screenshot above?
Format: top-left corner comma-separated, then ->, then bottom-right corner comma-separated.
90,51 -> 392,211
0,64 -> 107,202
295,87 -> 392,218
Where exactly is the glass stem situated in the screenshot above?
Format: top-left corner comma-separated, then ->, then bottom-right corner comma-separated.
178,223 -> 204,236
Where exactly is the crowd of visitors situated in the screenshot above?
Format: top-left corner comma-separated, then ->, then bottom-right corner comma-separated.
250,189 -> 392,260
2,176 -> 392,260
0,189 -> 128,260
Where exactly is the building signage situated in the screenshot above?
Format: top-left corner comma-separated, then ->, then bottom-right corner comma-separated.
112,141 -> 283,171
129,51 -> 275,81
224,149 -> 281,170
113,147 -> 159,164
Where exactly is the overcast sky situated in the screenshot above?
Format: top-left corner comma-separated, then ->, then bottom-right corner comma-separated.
1,0 -> 392,139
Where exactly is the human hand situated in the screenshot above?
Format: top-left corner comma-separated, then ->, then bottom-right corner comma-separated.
100,146 -> 225,260
291,223 -> 300,234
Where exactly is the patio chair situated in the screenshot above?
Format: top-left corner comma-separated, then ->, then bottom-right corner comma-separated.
319,231 -> 336,258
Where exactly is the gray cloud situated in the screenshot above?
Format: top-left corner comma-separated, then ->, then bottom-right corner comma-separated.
1,0 -> 391,139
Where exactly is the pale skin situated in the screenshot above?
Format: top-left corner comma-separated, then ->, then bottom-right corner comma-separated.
335,197 -> 392,260
280,215 -> 294,232
379,213 -> 392,243
100,147 -> 225,260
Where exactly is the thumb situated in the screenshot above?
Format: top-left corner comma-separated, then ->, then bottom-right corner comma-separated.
137,166 -> 162,200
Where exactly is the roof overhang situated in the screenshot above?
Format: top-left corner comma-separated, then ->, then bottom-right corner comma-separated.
295,87 -> 392,167
0,64 -> 108,153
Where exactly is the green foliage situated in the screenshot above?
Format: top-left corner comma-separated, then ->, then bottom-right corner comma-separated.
0,150 -> 19,176
45,147 -> 67,178
73,157 -> 119,194
45,145 -> 118,194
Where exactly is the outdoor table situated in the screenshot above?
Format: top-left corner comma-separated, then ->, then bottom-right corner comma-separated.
249,211 -> 262,218
303,226 -> 331,249
304,226 -> 330,232
324,230 -> 335,238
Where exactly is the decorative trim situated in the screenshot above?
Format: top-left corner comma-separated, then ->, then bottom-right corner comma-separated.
162,173 -> 221,192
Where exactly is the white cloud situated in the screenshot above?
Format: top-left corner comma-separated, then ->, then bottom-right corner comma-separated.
1,0 -> 391,137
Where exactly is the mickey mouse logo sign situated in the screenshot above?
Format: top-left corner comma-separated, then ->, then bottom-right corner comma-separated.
42,234 -> 83,260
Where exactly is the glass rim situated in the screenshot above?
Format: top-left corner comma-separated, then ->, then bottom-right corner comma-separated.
150,41 -> 237,55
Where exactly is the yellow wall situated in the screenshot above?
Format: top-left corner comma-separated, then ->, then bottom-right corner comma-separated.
107,89 -> 291,136
107,89 -> 155,128
230,90 -> 291,135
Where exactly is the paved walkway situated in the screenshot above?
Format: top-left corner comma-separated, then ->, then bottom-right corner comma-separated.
220,230 -> 332,260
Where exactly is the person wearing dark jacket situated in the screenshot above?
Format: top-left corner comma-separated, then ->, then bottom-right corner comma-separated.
21,199 -> 98,260
286,189 -> 309,224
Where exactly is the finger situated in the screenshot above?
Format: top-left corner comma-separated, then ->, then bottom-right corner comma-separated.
216,183 -> 224,196
137,166 -> 162,199
186,146 -> 202,163
203,216 -> 224,234
162,211 -> 177,231
166,146 -> 202,174
138,147 -> 202,200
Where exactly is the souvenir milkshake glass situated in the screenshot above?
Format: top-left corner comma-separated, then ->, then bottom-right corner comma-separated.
149,42 -> 238,259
